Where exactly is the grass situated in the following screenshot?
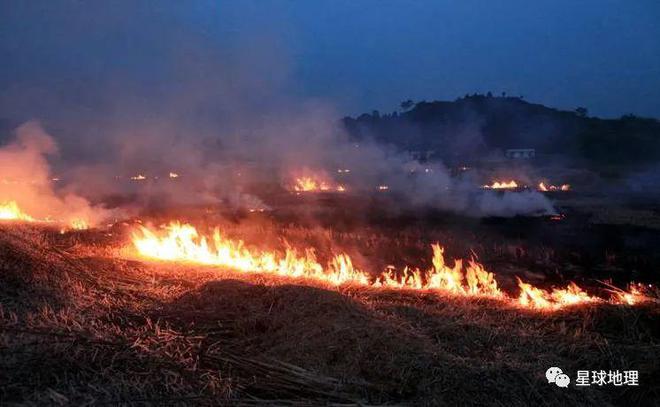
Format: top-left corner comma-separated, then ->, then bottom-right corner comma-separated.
0,223 -> 659,406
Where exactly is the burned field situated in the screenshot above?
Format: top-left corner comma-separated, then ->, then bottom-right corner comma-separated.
1,190 -> 659,406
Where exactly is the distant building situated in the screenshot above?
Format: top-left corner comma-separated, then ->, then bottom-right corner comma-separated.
505,148 -> 535,159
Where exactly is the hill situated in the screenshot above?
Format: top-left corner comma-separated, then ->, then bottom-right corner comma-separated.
342,95 -> 660,171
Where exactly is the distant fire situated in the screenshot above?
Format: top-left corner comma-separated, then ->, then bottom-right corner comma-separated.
292,172 -> 345,193
378,185 -> 389,191
482,180 -> 571,192
0,201 -> 35,221
131,222 -> 652,311
0,200 -> 89,231
168,172 -> 179,178
68,218 -> 89,230
130,174 -> 147,181
483,180 -> 518,189
538,182 -> 570,192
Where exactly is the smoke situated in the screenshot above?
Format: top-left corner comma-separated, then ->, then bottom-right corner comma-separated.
0,121 -> 110,226
0,3 -> 555,219
0,101 -> 555,219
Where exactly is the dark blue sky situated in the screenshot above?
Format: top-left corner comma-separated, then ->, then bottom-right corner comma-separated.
1,0 -> 659,119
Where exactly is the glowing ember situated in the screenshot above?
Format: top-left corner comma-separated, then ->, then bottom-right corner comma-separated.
0,201 -> 35,221
130,174 -> 147,181
378,185 -> 389,191
483,180 -> 518,189
168,172 -> 179,178
538,182 -> 571,192
131,222 -> 651,311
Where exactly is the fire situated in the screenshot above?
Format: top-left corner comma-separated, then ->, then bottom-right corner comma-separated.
169,172 -> 179,178
69,218 -> 89,230
132,222 -> 367,286
294,176 -> 325,191
613,283 -> 651,305
0,201 -> 35,221
293,175 -> 345,193
483,180 -> 518,189
0,200 -> 90,231
131,222 -> 652,310
130,174 -> 147,181
378,185 -> 389,191
517,279 -> 600,309
538,182 -> 570,192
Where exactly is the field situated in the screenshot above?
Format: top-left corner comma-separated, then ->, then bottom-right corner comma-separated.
1,193 -> 659,406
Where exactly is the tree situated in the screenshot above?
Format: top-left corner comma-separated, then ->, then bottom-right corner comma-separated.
575,107 -> 588,117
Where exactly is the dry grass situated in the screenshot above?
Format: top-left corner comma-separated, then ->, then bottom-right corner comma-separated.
1,224 -> 659,406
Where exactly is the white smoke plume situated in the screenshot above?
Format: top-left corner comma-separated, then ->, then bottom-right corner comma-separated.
0,121 -> 110,226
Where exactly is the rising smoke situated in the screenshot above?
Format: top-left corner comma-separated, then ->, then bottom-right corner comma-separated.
0,2 -> 556,219
0,121 -> 110,226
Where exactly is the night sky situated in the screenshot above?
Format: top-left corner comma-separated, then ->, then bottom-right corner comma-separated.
1,0 -> 659,119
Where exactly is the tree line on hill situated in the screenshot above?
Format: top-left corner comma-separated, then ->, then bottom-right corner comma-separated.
342,94 -> 660,172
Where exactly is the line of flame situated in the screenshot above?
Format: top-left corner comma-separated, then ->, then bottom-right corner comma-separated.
131,222 -> 651,310
0,200 -> 88,231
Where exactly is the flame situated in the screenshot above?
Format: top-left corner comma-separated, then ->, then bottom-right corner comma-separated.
168,172 -> 179,178
483,180 -> 518,189
538,182 -> 571,192
0,201 -> 35,221
132,222 -> 367,286
130,174 -> 147,181
69,218 -> 89,230
293,175 -> 345,193
614,283 -> 651,305
294,176 -> 321,192
517,279 -> 600,309
131,222 -> 652,310
0,200 -> 90,231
